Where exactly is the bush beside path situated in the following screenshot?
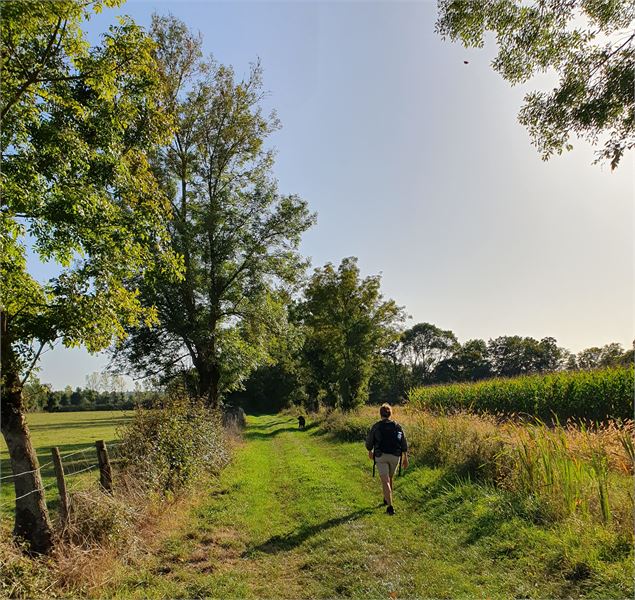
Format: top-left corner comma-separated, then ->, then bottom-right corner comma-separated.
108,415 -> 632,599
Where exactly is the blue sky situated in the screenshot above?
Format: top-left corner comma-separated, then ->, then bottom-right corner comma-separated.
34,1 -> 633,389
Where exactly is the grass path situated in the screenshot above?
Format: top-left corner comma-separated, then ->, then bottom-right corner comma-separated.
109,415 -> 630,599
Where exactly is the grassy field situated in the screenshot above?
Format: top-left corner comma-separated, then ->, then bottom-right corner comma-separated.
103,414 -> 632,599
0,411 -> 132,521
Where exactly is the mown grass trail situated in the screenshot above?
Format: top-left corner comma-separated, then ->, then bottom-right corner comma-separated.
110,415 -> 630,599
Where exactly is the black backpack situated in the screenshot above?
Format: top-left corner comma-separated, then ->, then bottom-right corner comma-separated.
376,420 -> 403,455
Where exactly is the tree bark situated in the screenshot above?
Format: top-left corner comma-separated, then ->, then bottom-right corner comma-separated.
1,315 -> 54,554
208,362 -> 220,409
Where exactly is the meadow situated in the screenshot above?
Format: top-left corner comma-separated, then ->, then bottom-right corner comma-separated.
0,411 -> 131,521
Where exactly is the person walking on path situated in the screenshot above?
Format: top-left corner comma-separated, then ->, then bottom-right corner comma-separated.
365,403 -> 409,515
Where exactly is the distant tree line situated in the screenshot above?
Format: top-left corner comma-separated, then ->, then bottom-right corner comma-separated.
22,373 -> 163,413
367,329 -> 633,406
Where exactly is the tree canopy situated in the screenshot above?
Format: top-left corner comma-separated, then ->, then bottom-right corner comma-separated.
298,257 -> 405,410
436,0 -> 635,168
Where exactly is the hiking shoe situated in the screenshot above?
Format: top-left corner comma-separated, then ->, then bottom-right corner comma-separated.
386,505 -> 395,515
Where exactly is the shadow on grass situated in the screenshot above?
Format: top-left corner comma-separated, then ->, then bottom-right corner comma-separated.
244,422 -> 319,440
242,507 -> 373,556
245,419 -> 294,431
28,417 -> 131,432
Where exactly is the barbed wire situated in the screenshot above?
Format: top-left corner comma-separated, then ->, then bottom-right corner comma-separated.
68,463 -> 99,478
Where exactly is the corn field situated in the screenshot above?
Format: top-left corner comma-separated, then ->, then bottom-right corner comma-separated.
408,366 -> 634,422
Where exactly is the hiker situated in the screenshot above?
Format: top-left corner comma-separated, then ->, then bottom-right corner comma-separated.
298,415 -> 306,430
365,403 -> 408,515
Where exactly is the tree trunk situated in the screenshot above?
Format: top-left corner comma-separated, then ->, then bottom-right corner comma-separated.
209,363 -> 220,409
0,311 -> 53,554
0,321 -> 54,553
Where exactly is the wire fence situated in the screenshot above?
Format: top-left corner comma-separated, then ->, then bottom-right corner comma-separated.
0,441 -> 123,512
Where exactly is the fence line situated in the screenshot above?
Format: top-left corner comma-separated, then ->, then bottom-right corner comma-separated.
15,481 -> 56,502
0,443 -> 123,483
59,447 -> 95,461
68,463 -> 99,478
0,461 -> 54,482
2,440 -> 118,504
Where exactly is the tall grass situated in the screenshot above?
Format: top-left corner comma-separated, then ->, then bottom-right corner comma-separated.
408,366 -> 634,422
320,406 -> 634,533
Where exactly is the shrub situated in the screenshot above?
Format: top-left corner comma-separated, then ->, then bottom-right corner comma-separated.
0,537 -> 54,599
406,411 -> 504,480
116,395 -> 229,494
64,489 -> 138,549
321,410 -> 373,442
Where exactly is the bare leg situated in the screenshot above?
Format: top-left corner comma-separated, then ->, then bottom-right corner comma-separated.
380,474 -> 392,506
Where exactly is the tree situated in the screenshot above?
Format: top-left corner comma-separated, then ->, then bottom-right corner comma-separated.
112,16 -> 315,407
487,335 -> 564,376
597,342 -> 626,367
401,323 -> 459,385
1,1 -> 176,552
436,0 -> 635,168
452,338 -> 492,381
577,342 -> 629,369
22,376 -> 50,412
533,336 -> 564,372
299,257 -> 405,410
368,347 -> 410,405
576,346 -> 603,370
230,313 -> 309,413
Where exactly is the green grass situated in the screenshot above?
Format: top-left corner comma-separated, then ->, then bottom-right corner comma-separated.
105,415 -> 633,599
0,410 -> 132,520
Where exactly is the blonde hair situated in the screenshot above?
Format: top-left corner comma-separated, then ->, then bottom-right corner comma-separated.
379,403 -> 392,419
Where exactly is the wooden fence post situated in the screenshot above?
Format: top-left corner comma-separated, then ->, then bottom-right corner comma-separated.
51,447 -> 70,525
95,440 -> 114,493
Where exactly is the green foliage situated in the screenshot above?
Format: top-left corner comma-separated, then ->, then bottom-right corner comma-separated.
401,322 -> 459,384
117,395 -> 228,494
112,16 -> 315,406
106,415 -> 633,599
21,376 -> 51,412
65,489 -> 138,549
321,407 -> 634,533
448,338 -> 492,381
408,365 -> 634,421
299,257 -> 405,410
487,335 -> 564,376
368,351 -> 409,405
0,538 -> 54,599
436,0 -> 635,168
577,342 -> 633,369
1,0 -> 180,379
